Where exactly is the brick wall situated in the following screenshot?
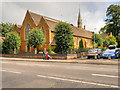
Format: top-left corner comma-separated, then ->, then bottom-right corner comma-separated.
2,53 -> 87,59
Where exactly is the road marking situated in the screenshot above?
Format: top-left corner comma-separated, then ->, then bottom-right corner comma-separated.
92,74 -> 118,78
0,69 -> 21,74
37,74 -> 118,88
0,70 -> 6,72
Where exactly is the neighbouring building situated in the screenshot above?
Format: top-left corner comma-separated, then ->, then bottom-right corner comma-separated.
0,36 -> 6,42
14,10 -> 93,53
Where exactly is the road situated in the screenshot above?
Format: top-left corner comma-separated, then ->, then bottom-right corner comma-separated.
1,60 -> 119,88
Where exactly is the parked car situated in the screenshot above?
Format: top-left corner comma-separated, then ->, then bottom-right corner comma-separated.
118,50 -> 120,58
102,48 -> 120,59
87,49 -> 102,59
116,49 -> 120,58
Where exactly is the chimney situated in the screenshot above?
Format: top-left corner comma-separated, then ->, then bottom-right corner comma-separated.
84,25 -> 86,30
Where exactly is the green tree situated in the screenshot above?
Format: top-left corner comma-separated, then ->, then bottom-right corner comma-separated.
99,4 -> 120,46
79,39 -> 84,49
116,35 -> 120,48
27,28 -> 45,54
103,40 -> 109,47
99,25 -> 108,34
91,34 -> 103,47
2,32 -> 21,54
48,44 -> 51,54
0,23 -> 15,37
105,35 -> 117,46
0,42 -> 2,54
54,21 -> 73,54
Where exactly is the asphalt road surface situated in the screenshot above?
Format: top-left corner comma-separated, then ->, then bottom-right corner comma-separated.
0,60 -> 119,88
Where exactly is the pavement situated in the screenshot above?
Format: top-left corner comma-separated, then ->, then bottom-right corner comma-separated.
1,57 -> 119,65
1,60 -> 118,88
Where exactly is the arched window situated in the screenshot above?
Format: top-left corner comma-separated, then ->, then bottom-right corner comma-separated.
25,23 -> 31,40
42,26 -> 45,37
76,37 -> 79,46
86,39 -> 90,48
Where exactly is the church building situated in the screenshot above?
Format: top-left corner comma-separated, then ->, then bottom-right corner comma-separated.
14,10 -> 93,53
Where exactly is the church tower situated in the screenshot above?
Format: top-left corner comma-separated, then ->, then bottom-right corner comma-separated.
77,9 -> 82,29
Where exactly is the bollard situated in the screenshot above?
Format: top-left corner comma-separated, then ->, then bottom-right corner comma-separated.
81,53 -> 83,59
94,55 -> 97,60
108,55 -> 111,60
14,48 -> 16,54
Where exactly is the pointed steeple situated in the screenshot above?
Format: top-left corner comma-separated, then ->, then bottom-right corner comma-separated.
77,8 -> 82,29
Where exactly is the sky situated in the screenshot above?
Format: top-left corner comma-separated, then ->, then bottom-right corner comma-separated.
0,0 -> 119,33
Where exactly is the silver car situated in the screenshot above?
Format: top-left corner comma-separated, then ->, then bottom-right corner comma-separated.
87,49 -> 102,59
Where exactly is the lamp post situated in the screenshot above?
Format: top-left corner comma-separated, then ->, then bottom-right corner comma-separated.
94,28 -> 97,59
94,28 -> 96,50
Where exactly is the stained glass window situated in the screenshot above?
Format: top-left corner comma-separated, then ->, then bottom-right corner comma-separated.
25,23 -> 31,40
76,37 -> 79,45
42,26 -> 45,37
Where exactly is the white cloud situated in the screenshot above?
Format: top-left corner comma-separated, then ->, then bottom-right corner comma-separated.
1,2 -> 119,33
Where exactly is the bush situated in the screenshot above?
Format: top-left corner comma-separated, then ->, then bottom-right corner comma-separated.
91,34 -> 103,47
103,40 -> 109,47
48,44 -> 52,54
2,32 -> 21,54
104,35 -> 118,46
101,47 -> 107,51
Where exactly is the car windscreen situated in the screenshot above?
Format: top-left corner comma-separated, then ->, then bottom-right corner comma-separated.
108,46 -> 116,49
88,49 -> 97,52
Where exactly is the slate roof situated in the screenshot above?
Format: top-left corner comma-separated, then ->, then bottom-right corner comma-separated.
29,11 -> 93,39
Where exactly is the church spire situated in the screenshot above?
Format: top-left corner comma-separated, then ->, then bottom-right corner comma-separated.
77,8 -> 82,29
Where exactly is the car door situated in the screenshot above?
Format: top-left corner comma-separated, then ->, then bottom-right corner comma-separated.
115,49 -> 119,58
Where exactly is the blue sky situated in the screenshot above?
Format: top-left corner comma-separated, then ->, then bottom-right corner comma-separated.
1,1 -> 119,33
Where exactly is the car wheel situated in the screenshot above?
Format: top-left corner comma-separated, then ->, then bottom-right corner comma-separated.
115,55 -> 118,59
108,56 -> 111,60
94,55 -> 97,59
97,55 -> 100,59
87,56 -> 90,59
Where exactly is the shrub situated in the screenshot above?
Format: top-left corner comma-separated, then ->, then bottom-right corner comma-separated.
79,39 -> 84,49
48,44 -> 52,54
